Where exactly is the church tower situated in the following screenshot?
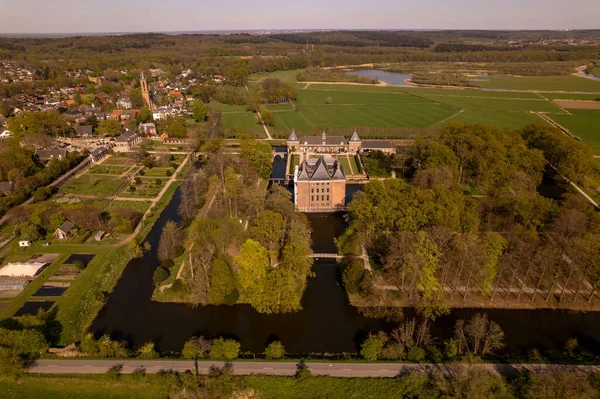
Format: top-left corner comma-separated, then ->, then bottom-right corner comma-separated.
140,71 -> 155,110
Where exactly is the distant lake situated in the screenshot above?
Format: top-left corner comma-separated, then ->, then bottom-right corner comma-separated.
583,72 -> 600,82
346,69 -> 413,86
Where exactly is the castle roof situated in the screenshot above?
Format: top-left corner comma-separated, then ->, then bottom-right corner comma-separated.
287,129 -> 299,142
297,156 -> 346,182
349,130 -> 361,142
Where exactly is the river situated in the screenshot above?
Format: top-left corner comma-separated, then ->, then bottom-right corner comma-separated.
91,188 -> 600,356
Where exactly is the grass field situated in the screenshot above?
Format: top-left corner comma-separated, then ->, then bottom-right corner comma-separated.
88,165 -> 130,175
547,109 -> 600,154
249,69 -> 302,84
222,112 -> 264,137
446,110 -> 548,130
118,180 -> 164,198
478,76 -> 600,92
105,200 -> 152,214
61,174 -> 124,197
336,156 -> 353,175
141,167 -> 174,177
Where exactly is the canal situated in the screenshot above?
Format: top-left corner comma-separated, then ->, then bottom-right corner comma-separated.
91,188 -> 600,355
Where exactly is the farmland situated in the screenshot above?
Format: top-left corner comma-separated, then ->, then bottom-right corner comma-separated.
477,76 -> 600,92
547,109 -> 600,154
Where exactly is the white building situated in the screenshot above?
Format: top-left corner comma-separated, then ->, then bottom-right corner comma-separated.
152,106 -> 175,120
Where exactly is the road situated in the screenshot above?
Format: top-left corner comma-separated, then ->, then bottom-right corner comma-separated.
28,359 -> 600,377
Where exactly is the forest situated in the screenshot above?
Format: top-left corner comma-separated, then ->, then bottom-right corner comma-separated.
338,123 -> 600,319
154,137 -> 314,314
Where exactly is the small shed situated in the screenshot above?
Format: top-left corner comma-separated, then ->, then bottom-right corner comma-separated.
94,231 -> 105,241
55,220 -> 74,240
18,240 -> 32,247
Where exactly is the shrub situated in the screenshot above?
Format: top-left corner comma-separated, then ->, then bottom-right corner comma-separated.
360,333 -> 385,361
182,336 -> 212,360
342,262 -> 365,294
161,259 -> 175,269
264,341 -> 285,359
444,339 -> 458,360
105,364 -> 123,380
407,346 -> 426,362
153,267 -> 170,285
210,338 -> 240,361
137,342 -> 159,359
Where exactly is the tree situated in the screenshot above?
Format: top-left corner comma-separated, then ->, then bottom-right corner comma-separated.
167,121 -> 187,138
260,108 -> 275,126
157,221 -> 184,261
97,119 -> 122,136
264,341 -> 285,359
20,223 -> 42,241
7,111 -> 71,137
210,338 -> 240,361
360,332 -> 386,361
0,327 -> 48,375
209,258 -> 238,305
153,267 -> 170,286
234,239 -> 270,291
136,107 -> 153,123
182,336 -> 212,360
454,313 -> 504,356
137,342 -> 159,359
249,210 -> 285,265
342,262 -> 366,294
192,102 -> 209,122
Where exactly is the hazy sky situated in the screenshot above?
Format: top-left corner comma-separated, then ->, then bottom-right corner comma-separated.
1,0 -> 599,33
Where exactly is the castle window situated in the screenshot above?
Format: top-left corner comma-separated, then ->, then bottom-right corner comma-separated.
327,195 -> 330,201
327,188 -> 330,193
311,196 -> 314,201
321,195 -> 324,201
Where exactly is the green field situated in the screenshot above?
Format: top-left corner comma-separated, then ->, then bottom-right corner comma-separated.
446,110 -> 548,130
249,69 -> 302,84
539,93 -> 600,101
141,167 -> 174,177
222,112 -> 264,137
118,179 -> 164,198
547,109 -> 600,154
397,87 -> 543,99
106,200 -> 152,214
421,95 -> 564,113
61,175 -> 124,197
88,165 -> 130,175
336,156 -> 353,175
478,76 -> 600,92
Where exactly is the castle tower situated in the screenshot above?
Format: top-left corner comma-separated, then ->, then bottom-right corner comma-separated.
140,71 -> 155,111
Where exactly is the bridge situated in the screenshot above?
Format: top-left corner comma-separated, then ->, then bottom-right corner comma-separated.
310,253 -> 344,259
310,250 -> 372,271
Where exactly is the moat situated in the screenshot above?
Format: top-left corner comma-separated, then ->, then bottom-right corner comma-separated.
92,188 -> 600,355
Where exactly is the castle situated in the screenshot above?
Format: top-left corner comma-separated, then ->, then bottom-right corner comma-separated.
294,157 -> 346,212
287,130 -> 394,154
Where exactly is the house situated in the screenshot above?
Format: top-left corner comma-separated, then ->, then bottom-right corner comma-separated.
75,125 -> 93,137
94,231 -> 105,241
0,181 -> 15,196
0,130 -> 11,139
117,98 -> 132,110
55,221 -> 74,240
36,148 -> 69,161
19,240 -> 32,247
293,156 -> 346,212
152,106 -> 175,120
138,122 -> 157,137
115,130 -> 141,148
89,146 -> 108,163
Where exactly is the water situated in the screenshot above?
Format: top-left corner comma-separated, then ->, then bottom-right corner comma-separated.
582,72 -> 600,82
346,69 -> 413,86
91,189 -> 600,355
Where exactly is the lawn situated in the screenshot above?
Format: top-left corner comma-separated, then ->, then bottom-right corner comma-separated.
547,109 -> 600,154
445,110 -> 549,130
349,156 -> 361,174
248,69 -> 302,84
118,180 -> 164,198
61,174 -> 125,197
289,154 -> 300,174
336,156 -> 354,175
141,167 -> 174,177
478,75 -> 600,92
221,112 -> 264,137
420,95 -> 564,113
105,200 -> 152,214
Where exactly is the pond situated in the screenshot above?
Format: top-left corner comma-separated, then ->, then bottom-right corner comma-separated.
91,189 -> 600,356
346,69 -> 413,86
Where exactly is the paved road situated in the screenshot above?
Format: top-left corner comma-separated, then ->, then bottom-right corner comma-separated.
28,359 -> 600,377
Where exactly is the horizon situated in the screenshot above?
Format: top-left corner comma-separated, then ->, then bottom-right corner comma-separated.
1,0 -> 599,34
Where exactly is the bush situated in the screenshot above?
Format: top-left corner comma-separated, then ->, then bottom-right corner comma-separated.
161,259 -> 175,269
407,346 -> 426,362
264,341 -> 285,359
171,279 -> 188,295
360,333 -> 385,361
137,342 -> 159,359
210,338 -> 240,361
153,267 -> 170,285
105,364 -> 123,380
444,339 -> 458,360
182,336 -> 212,360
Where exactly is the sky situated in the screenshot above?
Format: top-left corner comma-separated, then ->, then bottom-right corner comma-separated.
0,0 -> 599,34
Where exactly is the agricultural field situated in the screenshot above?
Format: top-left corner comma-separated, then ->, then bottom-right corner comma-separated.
61,174 -> 125,197
447,110 -> 548,130
248,69 -> 302,84
118,178 -> 166,198
87,165 -> 130,175
477,75 -> 600,92
547,109 -> 600,154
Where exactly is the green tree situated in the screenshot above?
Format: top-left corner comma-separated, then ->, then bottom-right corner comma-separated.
209,258 -> 238,305
250,210 -> 285,265
264,341 -> 285,359
210,338 -> 240,361
137,342 -> 159,359
260,108 -> 275,126
192,101 -> 209,122
182,336 -> 212,360
20,223 -> 42,242
234,239 -> 270,291
136,107 -> 153,123
167,121 -> 187,138
360,332 -> 386,361
153,267 -> 170,286
342,262 -> 366,294
97,119 -> 122,136
0,327 -> 48,375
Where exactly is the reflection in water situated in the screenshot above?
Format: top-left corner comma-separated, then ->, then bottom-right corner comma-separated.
346,69 -> 413,86
92,189 -> 600,355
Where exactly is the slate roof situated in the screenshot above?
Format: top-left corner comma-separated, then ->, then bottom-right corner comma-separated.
36,148 -> 68,160
90,146 -> 107,157
362,140 -> 394,149
297,156 -> 346,182
75,125 -> 93,136
57,220 -> 74,234
349,130 -> 361,142
302,133 -> 346,146
287,130 -> 299,142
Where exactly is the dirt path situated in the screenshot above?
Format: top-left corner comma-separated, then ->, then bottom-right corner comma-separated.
245,85 -> 273,139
